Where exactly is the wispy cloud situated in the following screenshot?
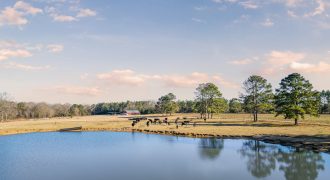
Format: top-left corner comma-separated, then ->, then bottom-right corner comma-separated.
96,69 -> 239,89
3,62 -> 50,71
14,1 -> 43,15
76,8 -> 97,18
51,14 -> 77,22
47,44 -> 64,53
97,69 -> 152,86
0,49 -> 32,61
52,85 -> 101,96
239,1 -> 259,9
289,61 -> 330,73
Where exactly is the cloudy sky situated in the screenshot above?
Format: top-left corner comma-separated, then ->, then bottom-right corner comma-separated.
0,0 -> 330,104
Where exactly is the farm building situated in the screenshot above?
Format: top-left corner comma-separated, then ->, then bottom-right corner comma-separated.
122,110 -> 141,115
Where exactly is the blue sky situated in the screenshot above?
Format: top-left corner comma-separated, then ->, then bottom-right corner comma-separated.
0,0 -> 330,104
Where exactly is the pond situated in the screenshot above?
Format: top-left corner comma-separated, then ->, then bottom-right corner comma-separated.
0,132 -> 329,180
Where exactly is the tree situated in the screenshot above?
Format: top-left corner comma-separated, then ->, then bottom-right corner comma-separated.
195,83 -> 222,119
210,98 -> 228,118
0,93 -> 16,121
156,93 -> 178,115
320,90 -> 330,114
275,73 -> 320,125
32,103 -> 54,118
177,100 -> 196,113
229,98 -> 242,113
17,102 -> 29,118
241,75 -> 273,122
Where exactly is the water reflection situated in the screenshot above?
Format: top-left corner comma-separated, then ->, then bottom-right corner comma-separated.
239,140 -> 325,180
199,138 -> 224,160
239,140 -> 277,178
277,149 -> 324,180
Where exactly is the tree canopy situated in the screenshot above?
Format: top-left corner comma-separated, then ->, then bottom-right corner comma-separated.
274,73 -> 320,125
156,93 -> 178,115
241,75 -> 273,122
195,83 -> 222,119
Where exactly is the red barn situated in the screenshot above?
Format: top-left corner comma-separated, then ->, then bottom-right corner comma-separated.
122,110 -> 141,115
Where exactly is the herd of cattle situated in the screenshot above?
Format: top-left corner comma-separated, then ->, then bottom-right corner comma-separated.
129,117 -> 196,128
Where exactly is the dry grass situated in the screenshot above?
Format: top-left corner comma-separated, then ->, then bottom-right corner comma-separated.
1,113 -> 330,137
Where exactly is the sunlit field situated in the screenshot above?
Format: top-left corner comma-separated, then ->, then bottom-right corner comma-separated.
1,113 -> 330,137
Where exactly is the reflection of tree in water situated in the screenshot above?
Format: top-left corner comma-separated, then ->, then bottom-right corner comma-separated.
199,138 -> 224,160
277,149 -> 324,180
239,140 -> 325,180
239,140 -> 277,178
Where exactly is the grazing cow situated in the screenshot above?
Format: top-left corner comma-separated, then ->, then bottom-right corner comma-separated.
146,121 -> 150,127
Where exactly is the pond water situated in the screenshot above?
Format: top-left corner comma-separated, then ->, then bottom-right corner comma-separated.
0,132 -> 329,180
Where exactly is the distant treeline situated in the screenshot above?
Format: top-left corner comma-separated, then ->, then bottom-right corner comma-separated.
1,73 -> 330,124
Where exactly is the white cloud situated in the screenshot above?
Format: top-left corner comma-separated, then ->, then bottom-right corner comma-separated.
253,50 -> 330,75
97,69 -> 149,86
51,14 -> 77,22
47,44 -> 64,53
304,0 -> 327,17
14,1 -> 43,15
0,1 -> 42,27
0,7 -> 28,26
53,86 -> 101,96
229,58 -> 253,65
3,62 -> 50,71
312,0 -> 326,16
161,72 -> 210,88
97,69 -> 238,89
267,51 -> 305,65
0,49 -> 32,61
76,8 -> 97,18
289,61 -> 330,73
261,18 -> 274,27
0,40 -> 21,49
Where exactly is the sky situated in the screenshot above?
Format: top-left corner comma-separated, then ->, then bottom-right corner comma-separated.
0,0 -> 330,104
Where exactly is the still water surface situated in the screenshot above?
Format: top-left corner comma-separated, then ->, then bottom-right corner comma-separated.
0,132 -> 329,180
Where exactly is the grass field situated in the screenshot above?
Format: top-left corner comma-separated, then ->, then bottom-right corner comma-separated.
1,113 -> 330,137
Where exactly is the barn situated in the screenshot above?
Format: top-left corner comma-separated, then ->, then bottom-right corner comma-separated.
121,110 -> 141,115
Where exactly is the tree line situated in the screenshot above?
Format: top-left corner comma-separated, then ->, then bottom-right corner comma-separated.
1,73 -> 329,125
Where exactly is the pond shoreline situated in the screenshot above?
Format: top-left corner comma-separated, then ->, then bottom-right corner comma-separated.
131,128 -> 330,153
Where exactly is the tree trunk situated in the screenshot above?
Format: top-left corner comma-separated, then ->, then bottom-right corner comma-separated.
295,118 -> 298,125
255,112 -> 258,122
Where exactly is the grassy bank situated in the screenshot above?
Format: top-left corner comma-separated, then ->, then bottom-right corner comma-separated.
1,113 -> 330,137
